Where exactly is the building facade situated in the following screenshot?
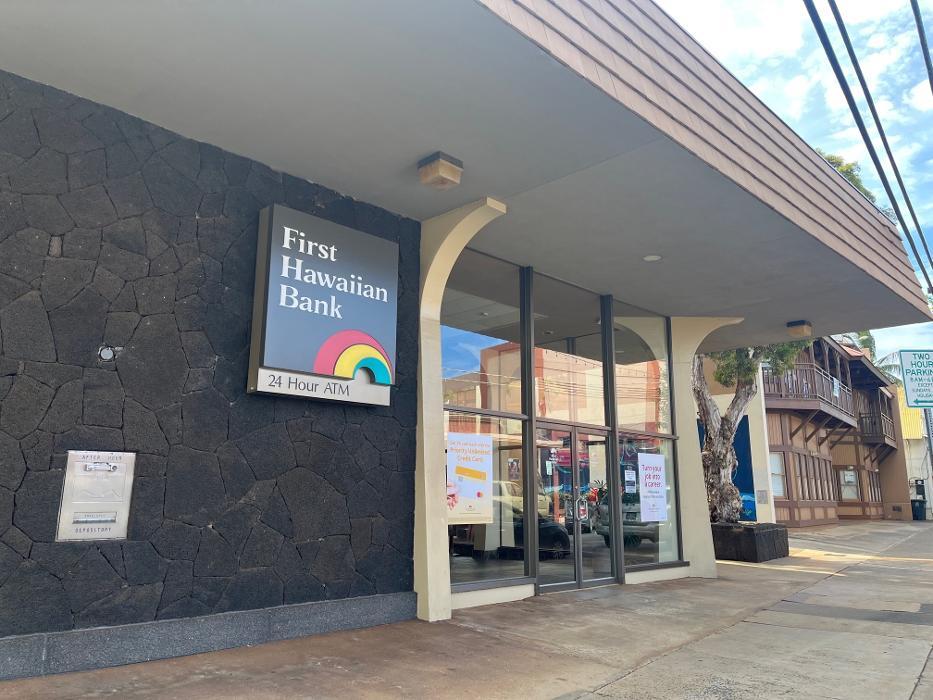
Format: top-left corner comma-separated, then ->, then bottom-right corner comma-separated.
896,386 -> 933,519
0,0 -> 929,679
764,338 -> 913,527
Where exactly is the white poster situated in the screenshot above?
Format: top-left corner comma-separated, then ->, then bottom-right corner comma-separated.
637,453 -> 668,522
624,468 -> 637,494
446,433 -> 494,525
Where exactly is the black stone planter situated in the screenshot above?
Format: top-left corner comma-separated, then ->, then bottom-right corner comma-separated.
711,522 -> 789,563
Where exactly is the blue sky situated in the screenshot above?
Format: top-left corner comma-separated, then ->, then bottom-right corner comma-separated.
656,0 -> 933,360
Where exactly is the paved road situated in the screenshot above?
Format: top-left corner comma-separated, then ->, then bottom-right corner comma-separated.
3,521 -> 932,699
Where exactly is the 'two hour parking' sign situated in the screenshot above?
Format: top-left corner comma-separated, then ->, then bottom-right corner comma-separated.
900,350 -> 933,408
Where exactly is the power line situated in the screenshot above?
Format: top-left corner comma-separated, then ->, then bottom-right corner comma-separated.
803,0 -> 933,294
912,0 -> 933,97
827,0 -> 933,274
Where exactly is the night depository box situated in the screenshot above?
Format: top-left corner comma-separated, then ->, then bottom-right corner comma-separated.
56,451 -> 136,541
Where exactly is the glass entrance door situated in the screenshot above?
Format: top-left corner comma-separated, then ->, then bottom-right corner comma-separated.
536,426 -> 612,588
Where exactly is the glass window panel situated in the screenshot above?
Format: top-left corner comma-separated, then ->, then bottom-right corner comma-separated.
794,455 -> 803,500
804,457 -> 817,501
769,452 -> 786,498
614,314 -> 671,435
619,436 -> 678,566
535,427 -> 576,585
579,432 -> 611,580
839,469 -> 860,501
534,274 -> 605,426
445,412 -> 525,584
441,250 -> 522,414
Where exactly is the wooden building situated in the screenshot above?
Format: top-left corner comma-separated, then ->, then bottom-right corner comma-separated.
764,338 -> 912,527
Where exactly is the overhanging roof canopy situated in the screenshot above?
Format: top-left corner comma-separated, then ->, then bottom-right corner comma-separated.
0,0 -> 927,350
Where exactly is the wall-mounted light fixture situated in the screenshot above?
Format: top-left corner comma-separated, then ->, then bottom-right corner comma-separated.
418,151 -> 463,190
786,320 -> 812,338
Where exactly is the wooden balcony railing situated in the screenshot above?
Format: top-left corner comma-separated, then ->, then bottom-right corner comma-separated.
859,412 -> 895,442
762,363 -> 855,418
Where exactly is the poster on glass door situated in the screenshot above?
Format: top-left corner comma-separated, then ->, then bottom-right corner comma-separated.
637,453 -> 668,522
447,433 -> 494,525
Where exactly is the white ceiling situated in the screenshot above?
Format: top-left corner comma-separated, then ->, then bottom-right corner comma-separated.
0,0 -> 927,350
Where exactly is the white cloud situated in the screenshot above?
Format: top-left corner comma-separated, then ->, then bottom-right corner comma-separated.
828,0 -> 902,26
906,81 -> 933,112
865,33 -> 887,50
858,31 -> 915,94
655,0 -> 808,64
828,125 -> 860,142
749,73 -> 816,121
875,97 -> 909,125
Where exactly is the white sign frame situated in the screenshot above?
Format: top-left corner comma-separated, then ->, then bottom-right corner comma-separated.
901,350 -> 933,408
446,433 -> 494,525
637,452 -> 668,522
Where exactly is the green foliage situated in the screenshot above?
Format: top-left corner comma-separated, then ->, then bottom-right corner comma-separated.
842,330 -> 876,359
839,329 -> 902,385
817,149 -> 876,203
710,341 -> 811,387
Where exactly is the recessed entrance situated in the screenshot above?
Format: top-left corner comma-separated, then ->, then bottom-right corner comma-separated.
536,425 -> 612,589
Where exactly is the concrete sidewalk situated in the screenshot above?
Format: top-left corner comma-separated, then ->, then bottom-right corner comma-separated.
3,521 -> 932,699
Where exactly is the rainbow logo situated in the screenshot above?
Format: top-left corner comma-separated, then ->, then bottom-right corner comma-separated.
313,330 -> 393,385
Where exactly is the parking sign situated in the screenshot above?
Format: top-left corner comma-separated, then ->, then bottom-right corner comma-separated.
900,350 -> 933,407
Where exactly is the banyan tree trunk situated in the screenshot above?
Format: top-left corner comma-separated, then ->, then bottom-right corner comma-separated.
692,354 -> 755,524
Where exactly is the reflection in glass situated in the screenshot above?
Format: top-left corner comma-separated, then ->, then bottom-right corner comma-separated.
446,412 -> 525,584
534,275 -> 604,426
579,433 -> 612,580
536,427 -> 575,585
614,316 -> 670,435
619,436 -> 678,566
441,250 -> 522,414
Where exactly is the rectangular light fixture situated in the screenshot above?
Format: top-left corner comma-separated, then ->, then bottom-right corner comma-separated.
418,151 -> 463,190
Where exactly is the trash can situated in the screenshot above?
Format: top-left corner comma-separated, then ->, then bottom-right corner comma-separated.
911,499 -> 927,521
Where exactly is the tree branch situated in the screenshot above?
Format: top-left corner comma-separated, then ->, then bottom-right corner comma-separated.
692,354 -> 721,439
722,372 -> 758,442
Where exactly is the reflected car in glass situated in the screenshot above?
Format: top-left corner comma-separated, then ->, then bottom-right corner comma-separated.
594,492 -> 658,548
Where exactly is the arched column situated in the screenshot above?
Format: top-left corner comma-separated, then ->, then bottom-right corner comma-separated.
668,317 -> 742,579
415,197 -> 506,621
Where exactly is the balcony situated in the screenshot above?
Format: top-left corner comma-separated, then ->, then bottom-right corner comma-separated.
859,412 -> 896,447
762,363 -> 856,425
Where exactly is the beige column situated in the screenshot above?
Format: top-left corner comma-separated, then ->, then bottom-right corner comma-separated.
668,317 -> 742,579
414,197 -> 507,622
746,366 -> 776,523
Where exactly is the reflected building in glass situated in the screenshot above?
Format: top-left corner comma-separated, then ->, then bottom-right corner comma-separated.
440,248 -> 680,589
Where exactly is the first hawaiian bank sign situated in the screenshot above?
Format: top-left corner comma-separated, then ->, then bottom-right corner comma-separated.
248,204 -> 398,406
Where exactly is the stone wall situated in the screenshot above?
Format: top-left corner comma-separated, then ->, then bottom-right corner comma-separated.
0,70 -> 419,637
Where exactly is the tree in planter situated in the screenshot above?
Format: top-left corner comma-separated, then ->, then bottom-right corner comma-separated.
694,150 -> 887,523
692,343 -> 809,522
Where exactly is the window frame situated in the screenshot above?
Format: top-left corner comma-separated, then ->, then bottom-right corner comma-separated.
441,251 -> 680,590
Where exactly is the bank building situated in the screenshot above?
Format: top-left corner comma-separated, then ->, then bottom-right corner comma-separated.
0,0 -> 927,679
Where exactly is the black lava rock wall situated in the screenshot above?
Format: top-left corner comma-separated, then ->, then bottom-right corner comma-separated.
0,70 -> 419,637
